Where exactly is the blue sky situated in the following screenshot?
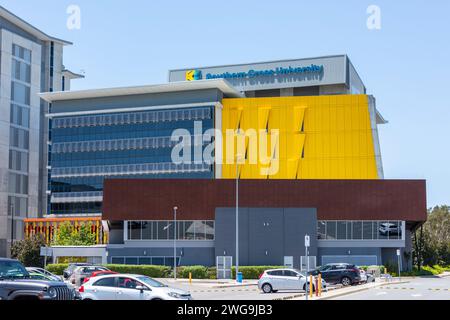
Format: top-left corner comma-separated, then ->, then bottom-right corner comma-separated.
3,0 -> 449,207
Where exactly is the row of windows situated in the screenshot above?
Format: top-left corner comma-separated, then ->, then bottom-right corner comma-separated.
10,127 -> 29,150
50,201 -> 102,215
50,171 -> 214,194
10,104 -> 30,128
111,256 -> 180,266
9,150 -> 28,172
317,220 -> 403,240
8,172 -> 28,195
12,44 -> 31,62
52,108 -> 212,129
51,162 -> 211,178
128,221 -> 215,241
52,135 -> 209,154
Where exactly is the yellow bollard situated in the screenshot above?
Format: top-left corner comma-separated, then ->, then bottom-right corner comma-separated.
318,273 -> 322,296
189,272 -> 192,285
309,275 -> 313,298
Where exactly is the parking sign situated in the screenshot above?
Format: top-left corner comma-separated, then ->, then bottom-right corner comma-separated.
305,235 -> 310,247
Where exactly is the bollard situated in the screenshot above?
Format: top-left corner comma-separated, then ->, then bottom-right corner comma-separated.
189,272 -> 192,285
309,275 -> 313,298
315,276 -> 319,297
318,273 -> 322,296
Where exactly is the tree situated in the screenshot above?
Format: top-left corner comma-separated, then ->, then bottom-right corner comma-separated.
11,234 -> 46,267
52,221 -> 96,246
413,205 -> 450,268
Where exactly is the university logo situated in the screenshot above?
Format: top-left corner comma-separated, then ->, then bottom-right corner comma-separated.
185,69 -> 202,81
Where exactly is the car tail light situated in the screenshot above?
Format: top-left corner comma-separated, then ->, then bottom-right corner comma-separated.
83,277 -> 90,283
258,273 -> 263,279
78,285 -> 84,293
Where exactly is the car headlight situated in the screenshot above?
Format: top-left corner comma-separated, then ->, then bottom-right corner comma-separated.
48,287 -> 57,299
168,292 -> 181,298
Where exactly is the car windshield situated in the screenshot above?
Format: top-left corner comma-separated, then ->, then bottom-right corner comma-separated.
136,276 -> 167,287
0,261 -> 30,279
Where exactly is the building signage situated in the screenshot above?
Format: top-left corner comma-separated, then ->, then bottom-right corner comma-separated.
185,64 -> 324,81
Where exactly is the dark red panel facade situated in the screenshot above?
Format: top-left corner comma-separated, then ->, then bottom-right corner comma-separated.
102,179 -> 427,222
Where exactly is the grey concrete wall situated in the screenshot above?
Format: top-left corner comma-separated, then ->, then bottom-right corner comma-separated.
107,247 -> 215,266
51,89 -> 224,114
318,247 -> 382,266
215,207 -> 317,268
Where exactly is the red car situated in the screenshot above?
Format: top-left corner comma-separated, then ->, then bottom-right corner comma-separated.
82,270 -> 118,284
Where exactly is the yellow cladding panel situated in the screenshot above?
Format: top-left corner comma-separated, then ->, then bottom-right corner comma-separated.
221,95 -> 379,180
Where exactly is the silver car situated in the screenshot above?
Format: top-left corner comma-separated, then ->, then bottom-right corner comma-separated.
258,268 -> 327,294
70,265 -> 109,287
79,274 -> 192,300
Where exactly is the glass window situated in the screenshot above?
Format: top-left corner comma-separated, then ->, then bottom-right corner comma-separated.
317,221 -> 326,240
93,277 -> 116,287
326,221 -> 337,240
12,59 -> 31,83
111,257 -> 124,264
336,221 -> 347,240
184,221 -> 196,240
378,221 -> 388,240
352,221 -> 362,240
141,221 -> 151,239
194,221 -> 206,240
157,221 -> 169,240
363,222 -> 373,240
283,270 -> 298,277
11,82 -> 30,105
151,257 -> 164,265
11,104 -> 30,127
118,277 -> 140,288
139,258 -> 151,265
205,221 -> 214,240
129,221 -> 141,240
177,221 -> 185,240
124,258 -> 138,265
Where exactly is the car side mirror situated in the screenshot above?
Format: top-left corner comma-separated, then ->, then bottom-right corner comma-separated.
136,285 -> 146,292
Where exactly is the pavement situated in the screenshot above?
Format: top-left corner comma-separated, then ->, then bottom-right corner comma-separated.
329,275 -> 450,300
156,273 -> 450,300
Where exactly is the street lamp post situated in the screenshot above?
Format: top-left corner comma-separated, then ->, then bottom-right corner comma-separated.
173,206 -> 178,280
235,152 -> 239,282
10,202 -> 14,255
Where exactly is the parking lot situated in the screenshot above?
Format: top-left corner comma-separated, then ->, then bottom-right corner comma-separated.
331,276 -> 450,300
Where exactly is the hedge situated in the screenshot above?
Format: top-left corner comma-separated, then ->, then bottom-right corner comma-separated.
46,264 -> 171,278
176,266 -> 209,279
46,263 -> 69,275
231,266 -> 284,279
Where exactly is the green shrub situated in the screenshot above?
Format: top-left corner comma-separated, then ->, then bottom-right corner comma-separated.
46,263 -> 171,278
206,267 -> 217,279
176,265 -> 208,279
231,266 -> 284,279
46,263 -> 69,275
106,264 -> 171,277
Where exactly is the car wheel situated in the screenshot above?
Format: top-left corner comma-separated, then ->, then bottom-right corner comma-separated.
341,277 -> 351,286
303,284 -> 315,292
262,283 -> 273,293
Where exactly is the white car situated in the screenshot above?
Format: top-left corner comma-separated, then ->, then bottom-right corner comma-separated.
258,268 -> 327,294
79,274 -> 192,300
359,269 -> 368,283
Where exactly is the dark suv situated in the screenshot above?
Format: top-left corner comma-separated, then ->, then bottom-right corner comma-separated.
0,258 -> 78,300
310,263 -> 361,286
